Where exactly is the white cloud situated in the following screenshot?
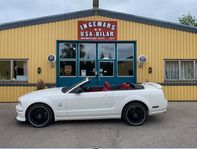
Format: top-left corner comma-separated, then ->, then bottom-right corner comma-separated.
0,0 -> 197,24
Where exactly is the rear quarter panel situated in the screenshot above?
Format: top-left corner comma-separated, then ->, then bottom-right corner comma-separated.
112,88 -> 166,115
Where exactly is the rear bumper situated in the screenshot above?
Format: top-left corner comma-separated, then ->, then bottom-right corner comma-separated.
149,99 -> 168,115
149,108 -> 167,115
16,104 -> 26,122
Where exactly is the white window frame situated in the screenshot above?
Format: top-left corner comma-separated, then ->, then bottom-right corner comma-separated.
164,60 -> 197,81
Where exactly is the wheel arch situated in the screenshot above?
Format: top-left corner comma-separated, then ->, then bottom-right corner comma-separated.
121,100 -> 149,118
25,102 -> 55,121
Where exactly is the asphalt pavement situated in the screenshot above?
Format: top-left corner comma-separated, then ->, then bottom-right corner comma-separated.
0,102 -> 197,148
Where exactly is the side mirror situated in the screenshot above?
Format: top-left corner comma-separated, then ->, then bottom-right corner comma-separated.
74,87 -> 84,94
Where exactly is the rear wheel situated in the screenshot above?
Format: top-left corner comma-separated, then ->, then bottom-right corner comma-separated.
122,102 -> 147,126
27,104 -> 53,128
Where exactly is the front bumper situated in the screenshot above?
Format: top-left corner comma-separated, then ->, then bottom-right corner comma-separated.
16,104 -> 26,122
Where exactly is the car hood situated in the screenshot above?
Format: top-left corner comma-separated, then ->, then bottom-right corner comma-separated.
19,87 -> 63,100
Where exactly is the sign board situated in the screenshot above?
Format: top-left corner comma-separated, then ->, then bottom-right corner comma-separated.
78,21 -> 117,40
81,70 -> 86,76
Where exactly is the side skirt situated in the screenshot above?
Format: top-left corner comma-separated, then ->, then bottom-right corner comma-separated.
54,115 -> 121,121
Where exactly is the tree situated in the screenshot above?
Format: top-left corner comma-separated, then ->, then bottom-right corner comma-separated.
179,13 -> 197,27
100,51 -> 105,59
79,44 -> 86,59
61,43 -> 76,58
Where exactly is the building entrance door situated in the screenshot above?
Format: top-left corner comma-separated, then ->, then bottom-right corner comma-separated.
56,41 -> 136,87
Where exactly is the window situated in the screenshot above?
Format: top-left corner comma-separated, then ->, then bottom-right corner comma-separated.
165,60 -> 197,81
117,43 -> 134,76
165,61 -> 179,80
79,43 -> 96,77
0,61 -> 11,80
60,61 -> 76,76
118,61 -> 133,76
80,61 -> 95,76
59,43 -> 76,59
0,60 -> 27,81
180,61 -> 194,80
100,62 -> 114,76
98,43 -> 115,60
58,42 -> 136,78
195,61 -> 197,79
59,43 -> 76,76
79,43 -> 96,59
98,43 -> 115,77
118,43 -> 134,59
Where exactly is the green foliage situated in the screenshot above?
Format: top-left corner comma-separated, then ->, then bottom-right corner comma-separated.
61,43 -> 76,58
179,13 -> 197,27
36,79 -> 45,90
79,44 -> 86,59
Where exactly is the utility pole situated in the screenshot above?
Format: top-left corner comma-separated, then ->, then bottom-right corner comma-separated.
93,0 -> 99,9
93,0 -> 99,15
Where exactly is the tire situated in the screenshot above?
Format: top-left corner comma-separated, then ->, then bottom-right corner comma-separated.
122,102 -> 147,126
27,103 -> 53,128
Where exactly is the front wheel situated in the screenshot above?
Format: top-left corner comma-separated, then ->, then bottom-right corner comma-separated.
27,104 -> 53,128
122,102 -> 147,126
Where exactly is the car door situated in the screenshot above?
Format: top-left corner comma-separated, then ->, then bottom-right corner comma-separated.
66,90 -> 114,117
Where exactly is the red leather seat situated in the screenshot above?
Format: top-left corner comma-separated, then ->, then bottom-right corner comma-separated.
102,82 -> 111,91
121,83 -> 130,90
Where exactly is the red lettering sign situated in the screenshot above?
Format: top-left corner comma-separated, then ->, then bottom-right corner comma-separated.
78,21 -> 117,40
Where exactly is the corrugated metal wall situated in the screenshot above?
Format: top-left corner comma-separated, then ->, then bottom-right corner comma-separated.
163,86 -> 197,101
0,15 -> 197,102
0,86 -> 36,102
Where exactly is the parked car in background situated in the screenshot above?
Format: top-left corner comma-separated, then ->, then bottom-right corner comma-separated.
16,78 -> 167,128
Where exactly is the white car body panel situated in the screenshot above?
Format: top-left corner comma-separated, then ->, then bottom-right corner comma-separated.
66,91 -> 114,117
16,78 -> 168,122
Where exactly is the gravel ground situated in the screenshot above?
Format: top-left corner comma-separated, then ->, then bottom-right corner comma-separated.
0,102 -> 197,148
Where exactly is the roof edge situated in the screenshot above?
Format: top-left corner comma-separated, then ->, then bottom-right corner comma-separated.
0,9 -> 197,33
99,9 -> 197,33
0,9 -> 94,31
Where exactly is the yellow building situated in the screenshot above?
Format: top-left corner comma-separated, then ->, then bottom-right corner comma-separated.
0,5 -> 197,102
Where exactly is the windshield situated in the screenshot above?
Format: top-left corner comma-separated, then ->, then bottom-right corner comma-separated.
61,78 -> 89,93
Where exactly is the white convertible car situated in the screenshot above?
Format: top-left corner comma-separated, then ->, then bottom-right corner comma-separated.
16,78 -> 167,127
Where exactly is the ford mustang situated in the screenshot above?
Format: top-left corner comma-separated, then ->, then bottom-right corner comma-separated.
16,78 -> 168,127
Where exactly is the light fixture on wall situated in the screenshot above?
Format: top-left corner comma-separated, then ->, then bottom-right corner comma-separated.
48,54 -> 56,68
148,67 -> 152,74
138,55 -> 147,67
37,67 -> 42,74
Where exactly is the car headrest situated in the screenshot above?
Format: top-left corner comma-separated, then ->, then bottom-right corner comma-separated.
121,83 -> 130,90
104,82 -> 111,90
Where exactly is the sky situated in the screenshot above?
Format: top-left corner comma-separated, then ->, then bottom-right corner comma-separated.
0,0 -> 197,24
